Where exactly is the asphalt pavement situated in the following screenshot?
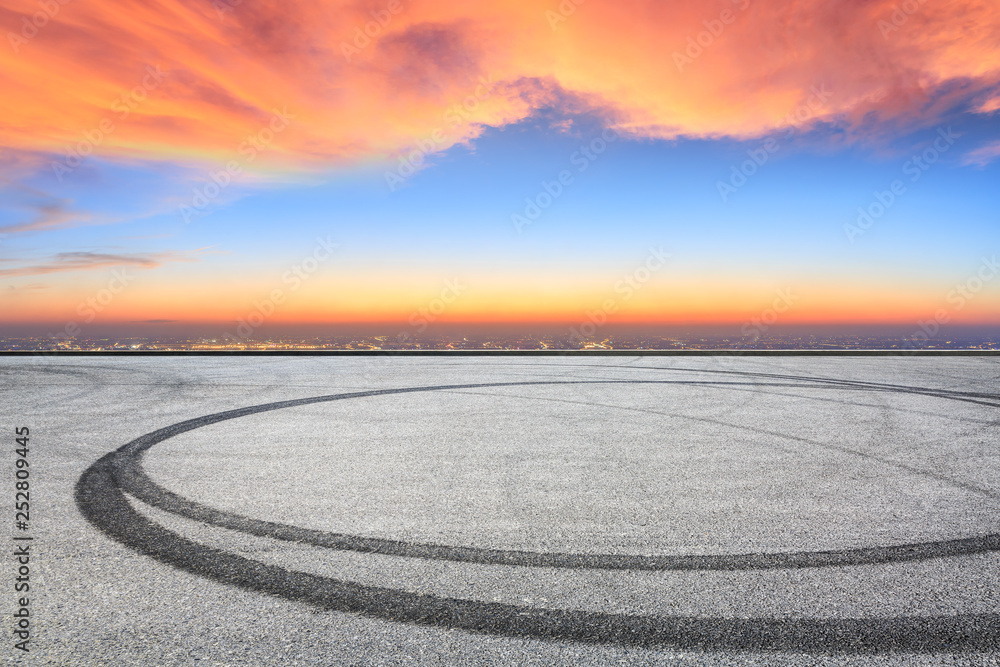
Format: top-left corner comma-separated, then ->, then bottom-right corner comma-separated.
2,354 -> 998,665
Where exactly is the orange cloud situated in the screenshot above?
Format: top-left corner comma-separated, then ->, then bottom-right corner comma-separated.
976,95 -> 1000,114
1,0 -> 998,174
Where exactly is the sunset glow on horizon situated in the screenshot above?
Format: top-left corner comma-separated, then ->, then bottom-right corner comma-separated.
1,0 -> 999,338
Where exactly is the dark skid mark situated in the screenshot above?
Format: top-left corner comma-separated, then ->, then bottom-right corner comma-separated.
76,375 -> 1000,651
108,379 -> 1000,571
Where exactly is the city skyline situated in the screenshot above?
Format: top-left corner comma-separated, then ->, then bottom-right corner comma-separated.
1,0 -> 999,341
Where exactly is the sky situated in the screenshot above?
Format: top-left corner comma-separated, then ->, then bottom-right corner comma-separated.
1,0 -> 998,340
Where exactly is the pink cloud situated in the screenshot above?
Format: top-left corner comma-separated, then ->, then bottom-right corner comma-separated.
963,140 -> 1000,166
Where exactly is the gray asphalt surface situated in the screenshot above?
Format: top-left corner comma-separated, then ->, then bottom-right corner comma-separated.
2,355 -> 999,665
